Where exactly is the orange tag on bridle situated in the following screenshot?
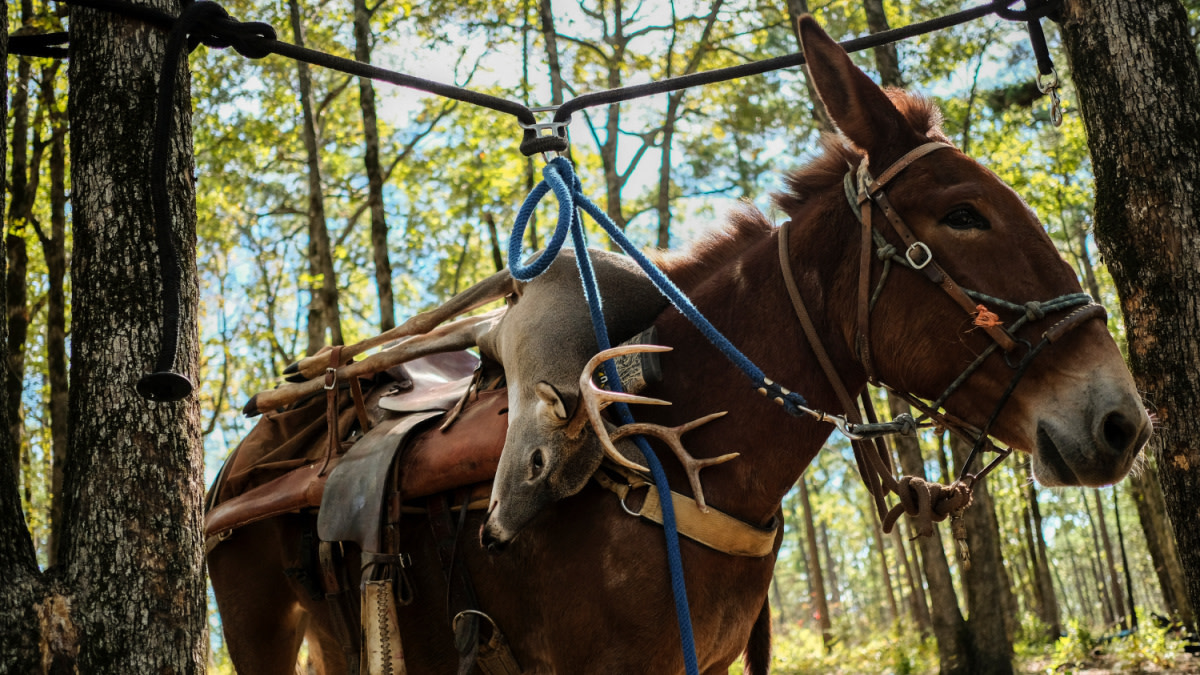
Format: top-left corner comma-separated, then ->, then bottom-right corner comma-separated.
974,304 -> 1002,328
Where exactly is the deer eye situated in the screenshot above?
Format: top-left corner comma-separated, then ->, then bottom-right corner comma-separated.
942,207 -> 990,231
529,449 -> 545,479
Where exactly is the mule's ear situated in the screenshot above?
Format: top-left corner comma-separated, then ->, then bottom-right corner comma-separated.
798,15 -> 924,167
535,382 -> 571,422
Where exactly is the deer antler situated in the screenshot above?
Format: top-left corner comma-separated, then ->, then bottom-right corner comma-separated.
609,414 -> 734,513
577,345 -> 735,512
573,345 -> 674,474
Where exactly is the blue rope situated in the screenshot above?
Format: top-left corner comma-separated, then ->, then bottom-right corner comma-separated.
515,158 -> 811,413
510,157 -> 699,674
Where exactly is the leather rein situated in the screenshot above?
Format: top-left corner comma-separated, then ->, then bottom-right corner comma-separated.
779,141 -> 1104,549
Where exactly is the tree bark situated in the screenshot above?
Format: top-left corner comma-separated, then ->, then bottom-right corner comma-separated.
289,0 -> 343,354
655,0 -> 723,249
0,1 -> 206,671
1025,470 -> 1062,638
862,0 -> 903,87
798,477 -> 833,650
892,522 -> 932,635
867,502 -> 900,627
6,4 -> 35,499
950,436 -> 1014,674
40,59 -> 69,568
889,395 -> 973,674
785,0 -> 835,133
1093,490 -> 1128,628
1128,461 -> 1194,628
353,0 -> 395,332
1058,0 -> 1200,627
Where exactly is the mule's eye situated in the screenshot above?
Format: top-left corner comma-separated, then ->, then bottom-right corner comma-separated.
942,207 -> 990,231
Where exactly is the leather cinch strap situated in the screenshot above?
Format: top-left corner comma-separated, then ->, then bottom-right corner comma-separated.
593,468 -> 778,558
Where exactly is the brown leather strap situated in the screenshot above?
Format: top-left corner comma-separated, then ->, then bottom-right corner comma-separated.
319,345 -> 344,476
593,468 -> 778,558
778,220 -> 861,420
349,371 -> 371,432
865,141 -> 950,192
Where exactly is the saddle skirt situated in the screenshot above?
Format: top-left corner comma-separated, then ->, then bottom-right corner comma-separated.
204,350 -> 507,550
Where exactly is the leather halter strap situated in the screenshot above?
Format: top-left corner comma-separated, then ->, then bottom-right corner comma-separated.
855,142 -> 1017,381
780,140 -> 1103,542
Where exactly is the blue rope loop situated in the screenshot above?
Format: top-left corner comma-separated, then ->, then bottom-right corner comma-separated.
509,156 -> 700,674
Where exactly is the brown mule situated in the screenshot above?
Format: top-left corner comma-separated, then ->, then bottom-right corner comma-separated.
209,16 -> 1148,674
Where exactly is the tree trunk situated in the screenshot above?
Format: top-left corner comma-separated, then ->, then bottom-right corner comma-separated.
7,15 -> 34,499
353,0 -> 395,332
889,394 -> 973,674
818,520 -> 842,610
785,0 -> 835,133
1093,490 -> 1128,629
1025,470 -> 1062,638
289,0 -> 342,354
1128,461 -> 1194,628
0,1 -> 206,671
893,522 -> 932,636
655,0 -> 723,249
867,502 -> 900,627
950,436 -> 1014,674
1058,0 -> 1200,627
799,477 -> 833,650
862,0 -> 903,87
41,60 -> 69,568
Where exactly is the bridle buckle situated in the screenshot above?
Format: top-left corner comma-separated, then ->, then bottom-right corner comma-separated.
905,241 -> 932,269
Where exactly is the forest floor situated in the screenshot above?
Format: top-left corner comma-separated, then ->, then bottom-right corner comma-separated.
1020,641 -> 1200,674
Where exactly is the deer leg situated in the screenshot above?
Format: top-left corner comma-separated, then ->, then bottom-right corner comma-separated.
244,309 -> 503,416
284,268 -> 517,381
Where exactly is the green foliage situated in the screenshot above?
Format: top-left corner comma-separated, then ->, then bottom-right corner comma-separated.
728,626 -> 936,675
1038,621 -> 1185,674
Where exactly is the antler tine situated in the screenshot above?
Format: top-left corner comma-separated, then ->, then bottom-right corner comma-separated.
574,344 -> 675,474
609,412 -> 735,513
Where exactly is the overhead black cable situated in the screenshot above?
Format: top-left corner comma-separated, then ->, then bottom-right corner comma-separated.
1,0 -> 1063,400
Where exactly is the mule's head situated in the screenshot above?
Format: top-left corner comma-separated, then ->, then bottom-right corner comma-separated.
481,381 -> 606,551
796,17 -> 1149,486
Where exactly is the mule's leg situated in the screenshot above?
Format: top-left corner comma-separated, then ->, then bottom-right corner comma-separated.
209,519 -> 310,675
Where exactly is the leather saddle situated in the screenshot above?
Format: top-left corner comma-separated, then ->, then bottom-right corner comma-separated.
204,350 -> 507,551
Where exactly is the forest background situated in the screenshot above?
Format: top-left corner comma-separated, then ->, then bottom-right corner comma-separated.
5,0 -> 1200,672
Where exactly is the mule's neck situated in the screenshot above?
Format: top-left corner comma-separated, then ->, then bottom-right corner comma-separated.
643,200 -> 867,526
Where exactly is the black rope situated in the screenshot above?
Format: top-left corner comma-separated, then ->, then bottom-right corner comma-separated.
7,0 -> 1062,400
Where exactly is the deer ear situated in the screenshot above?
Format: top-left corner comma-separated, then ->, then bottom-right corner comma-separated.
798,15 -> 923,167
535,382 -> 571,422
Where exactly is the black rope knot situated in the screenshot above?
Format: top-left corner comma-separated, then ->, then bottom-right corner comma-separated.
519,132 -> 570,157
876,243 -> 897,261
182,1 -> 277,59
1024,300 -> 1045,322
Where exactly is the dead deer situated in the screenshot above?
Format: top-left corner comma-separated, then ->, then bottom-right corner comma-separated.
246,248 -> 733,545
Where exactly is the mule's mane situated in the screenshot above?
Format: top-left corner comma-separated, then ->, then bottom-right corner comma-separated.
652,205 -> 774,290
775,91 -> 948,215
655,91 -> 947,287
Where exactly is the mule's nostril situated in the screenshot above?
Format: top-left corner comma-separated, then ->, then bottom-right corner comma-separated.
1101,410 -> 1138,454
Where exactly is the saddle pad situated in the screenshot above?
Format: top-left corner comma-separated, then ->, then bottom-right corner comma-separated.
318,410 -> 444,551
205,460 -> 334,538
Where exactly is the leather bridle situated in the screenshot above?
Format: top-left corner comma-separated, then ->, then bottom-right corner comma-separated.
779,140 -> 1105,545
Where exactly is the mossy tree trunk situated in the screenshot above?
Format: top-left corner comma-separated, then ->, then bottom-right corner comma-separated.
1058,0 -> 1200,622
0,1 -> 205,671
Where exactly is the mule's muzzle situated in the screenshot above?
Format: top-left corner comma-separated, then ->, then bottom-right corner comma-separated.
1032,396 -> 1150,487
